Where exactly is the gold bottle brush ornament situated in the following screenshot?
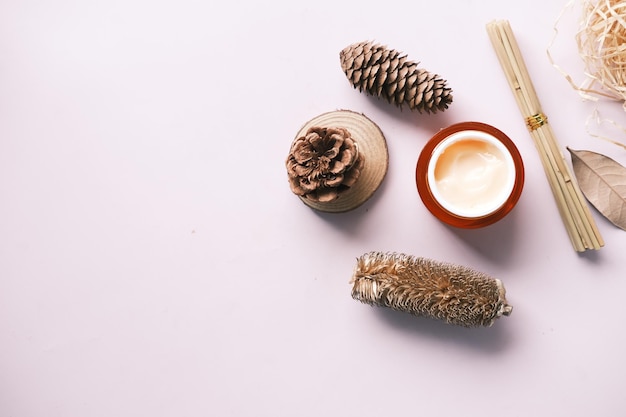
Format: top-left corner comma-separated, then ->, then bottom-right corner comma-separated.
350,252 -> 512,327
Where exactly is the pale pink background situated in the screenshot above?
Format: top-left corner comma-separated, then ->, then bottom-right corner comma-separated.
2,1 -> 625,416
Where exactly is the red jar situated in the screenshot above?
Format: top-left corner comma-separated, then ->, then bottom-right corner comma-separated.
416,122 -> 525,228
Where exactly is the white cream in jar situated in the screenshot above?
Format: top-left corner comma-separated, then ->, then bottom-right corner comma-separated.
426,130 -> 516,218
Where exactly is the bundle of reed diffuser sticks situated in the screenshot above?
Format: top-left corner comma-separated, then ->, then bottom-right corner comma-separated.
486,20 -> 603,252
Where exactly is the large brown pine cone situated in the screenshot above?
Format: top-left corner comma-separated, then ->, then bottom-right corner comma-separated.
340,41 -> 453,113
286,126 -> 364,202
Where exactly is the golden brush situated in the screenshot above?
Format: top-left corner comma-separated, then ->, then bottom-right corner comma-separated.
350,252 -> 512,327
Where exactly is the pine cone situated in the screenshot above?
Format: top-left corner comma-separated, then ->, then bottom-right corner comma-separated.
340,41 -> 453,113
286,126 -> 364,203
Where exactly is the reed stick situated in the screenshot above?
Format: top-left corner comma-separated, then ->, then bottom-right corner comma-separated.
486,20 -> 604,252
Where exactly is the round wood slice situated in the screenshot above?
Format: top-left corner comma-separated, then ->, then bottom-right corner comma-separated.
291,110 -> 389,213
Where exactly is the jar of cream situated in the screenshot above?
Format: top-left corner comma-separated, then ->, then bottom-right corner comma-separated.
416,122 -> 524,228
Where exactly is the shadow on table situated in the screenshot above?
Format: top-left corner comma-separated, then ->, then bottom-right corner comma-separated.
373,305 -> 514,355
310,171 -> 392,235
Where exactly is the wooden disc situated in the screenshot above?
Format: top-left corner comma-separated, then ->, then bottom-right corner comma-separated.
291,110 -> 389,213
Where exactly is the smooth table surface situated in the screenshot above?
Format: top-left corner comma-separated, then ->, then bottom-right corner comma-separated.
2,1 -> 626,416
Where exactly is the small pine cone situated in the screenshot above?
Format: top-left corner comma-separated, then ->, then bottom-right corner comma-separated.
286,126 -> 364,203
350,252 -> 512,327
340,41 -> 453,113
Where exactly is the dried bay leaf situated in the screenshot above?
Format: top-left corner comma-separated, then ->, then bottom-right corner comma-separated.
567,148 -> 626,231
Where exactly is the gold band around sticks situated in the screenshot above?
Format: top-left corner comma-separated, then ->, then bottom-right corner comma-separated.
526,113 -> 548,131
